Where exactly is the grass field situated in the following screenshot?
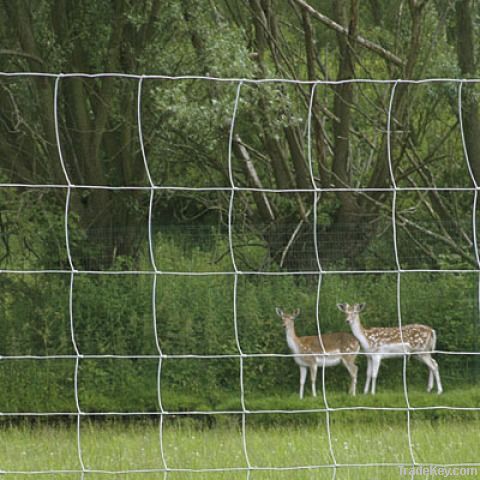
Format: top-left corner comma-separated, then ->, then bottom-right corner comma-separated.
1,389 -> 479,480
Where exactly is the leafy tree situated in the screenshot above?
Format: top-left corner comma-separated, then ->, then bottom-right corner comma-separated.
0,0 -> 478,271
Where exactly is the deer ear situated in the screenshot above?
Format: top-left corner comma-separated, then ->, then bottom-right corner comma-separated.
337,303 -> 348,312
275,307 -> 284,317
356,303 -> 366,312
293,308 -> 300,318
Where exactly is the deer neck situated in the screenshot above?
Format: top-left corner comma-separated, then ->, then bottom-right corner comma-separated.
350,319 -> 371,351
285,323 -> 301,354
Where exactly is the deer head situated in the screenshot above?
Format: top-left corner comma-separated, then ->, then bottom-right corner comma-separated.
337,303 -> 366,326
275,307 -> 301,328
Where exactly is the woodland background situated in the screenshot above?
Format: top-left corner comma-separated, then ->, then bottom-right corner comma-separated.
0,0 -> 479,415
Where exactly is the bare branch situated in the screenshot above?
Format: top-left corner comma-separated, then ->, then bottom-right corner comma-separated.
233,134 -> 276,222
292,0 -> 405,67
0,48 -> 44,65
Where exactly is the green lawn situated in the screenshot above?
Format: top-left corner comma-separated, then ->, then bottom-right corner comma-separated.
1,410 -> 479,480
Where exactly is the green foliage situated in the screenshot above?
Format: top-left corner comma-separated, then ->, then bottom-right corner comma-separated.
1,0 -> 479,273
0,234 -> 479,414
0,1 -> 479,450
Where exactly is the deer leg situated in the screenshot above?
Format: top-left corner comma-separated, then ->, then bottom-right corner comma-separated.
426,356 -> 443,394
342,357 -> 358,396
413,354 -> 432,391
364,356 -> 372,394
432,357 -> 443,394
371,356 -> 381,395
310,363 -> 318,397
416,354 -> 443,394
427,369 -> 434,392
299,366 -> 307,399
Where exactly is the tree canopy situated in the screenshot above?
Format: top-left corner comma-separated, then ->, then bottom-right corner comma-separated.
0,0 -> 478,270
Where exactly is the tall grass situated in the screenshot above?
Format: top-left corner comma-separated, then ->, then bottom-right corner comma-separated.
2,416 -> 479,480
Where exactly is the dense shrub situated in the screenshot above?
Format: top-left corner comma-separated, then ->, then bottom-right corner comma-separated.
0,236 -> 479,414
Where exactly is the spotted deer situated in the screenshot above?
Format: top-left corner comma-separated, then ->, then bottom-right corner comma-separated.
337,303 -> 443,395
276,308 -> 360,398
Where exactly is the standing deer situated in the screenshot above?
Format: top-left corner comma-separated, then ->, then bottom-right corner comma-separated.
276,308 -> 360,398
337,303 -> 443,395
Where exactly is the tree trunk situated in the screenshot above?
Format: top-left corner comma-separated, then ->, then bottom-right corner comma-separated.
455,0 -> 480,184
0,1 -> 149,269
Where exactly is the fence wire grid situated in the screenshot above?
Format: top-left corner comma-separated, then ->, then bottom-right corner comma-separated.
1,73 -> 480,478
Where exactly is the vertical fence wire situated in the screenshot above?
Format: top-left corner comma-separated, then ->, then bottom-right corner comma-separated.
459,81 -> 480,389
386,81 -> 417,474
137,76 -> 169,477
227,80 -> 252,477
308,81 -> 338,479
54,74 -> 86,477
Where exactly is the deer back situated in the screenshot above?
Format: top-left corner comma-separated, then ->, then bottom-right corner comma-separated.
366,324 -> 435,350
299,331 -> 359,354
